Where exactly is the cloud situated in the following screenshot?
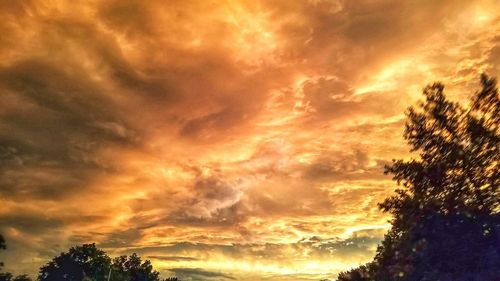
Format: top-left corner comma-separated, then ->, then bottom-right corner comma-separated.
115,229 -> 385,280
147,256 -> 199,262
168,268 -> 236,281
0,0 -> 498,279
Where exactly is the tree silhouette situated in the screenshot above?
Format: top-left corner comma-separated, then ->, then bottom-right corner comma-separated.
337,265 -> 371,281
37,244 -> 178,281
110,253 -> 161,281
382,74 -> 498,220
0,236 -> 32,281
0,235 -> 5,270
0,273 -> 31,281
38,244 -> 111,281
336,75 -> 500,281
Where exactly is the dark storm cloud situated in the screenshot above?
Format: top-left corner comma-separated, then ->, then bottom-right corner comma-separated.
129,236 -> 380,262
268,0 -> 471,77
302,150 -> 389,182
0,58 -> 137,200
179,108 -> 246,139
147,256 -> 199,262
121,175 -> 246,231
301,78 -> 402,121
165,203 -> 244,228
168,268 -> 236,281
99,228 -> 144,249
0,213 -> 65,235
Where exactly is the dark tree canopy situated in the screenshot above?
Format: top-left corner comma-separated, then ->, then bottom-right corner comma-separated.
337,75 -> 500,281
0,236 -> 32,281
110,253 -> 161,281
0,235 -> 5,270
37,244 -> 176,281
0,273 -> 31,281
38,244 -> 111,281
382,74 -> 499,219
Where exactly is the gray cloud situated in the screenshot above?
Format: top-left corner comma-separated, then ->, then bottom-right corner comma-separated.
125,228 -> 384,262
148,256 -> 199,262
168,268 -> 236,281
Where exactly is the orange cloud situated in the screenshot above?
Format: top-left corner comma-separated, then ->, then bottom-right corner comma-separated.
0,0 -> 499,280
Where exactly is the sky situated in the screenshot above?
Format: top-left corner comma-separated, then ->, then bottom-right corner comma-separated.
0,0 -> 499,280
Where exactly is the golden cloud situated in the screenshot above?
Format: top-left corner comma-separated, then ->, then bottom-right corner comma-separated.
0,0 -> 499,280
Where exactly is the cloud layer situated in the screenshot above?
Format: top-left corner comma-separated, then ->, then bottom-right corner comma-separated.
0,0 -> 499,280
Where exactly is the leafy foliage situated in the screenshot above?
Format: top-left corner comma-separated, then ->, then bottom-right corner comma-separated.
110,253 -> 161,281
337,264 -> 372,281
37,243 -> 180,281
0,236 -> 32,281
383,74 -> 499,219
336,75 -> 500,281
0,273 -> 31,281
38,244 -> 111,281
0,235 -> 5,270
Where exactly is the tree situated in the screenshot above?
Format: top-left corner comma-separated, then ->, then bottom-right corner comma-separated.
0,235 -> 5,270
110,253 -> 161,281
0,273 -> 31,281
13,276 -> 31,281
38,244 -> 111,281
382,74 -> 499,221
37,243 -> 174,281
337,75 -> 500,281
0,236 -> 32,281
336,264 -> 372,281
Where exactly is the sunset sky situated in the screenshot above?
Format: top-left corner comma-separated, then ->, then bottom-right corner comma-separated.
0,0 -> 499,280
